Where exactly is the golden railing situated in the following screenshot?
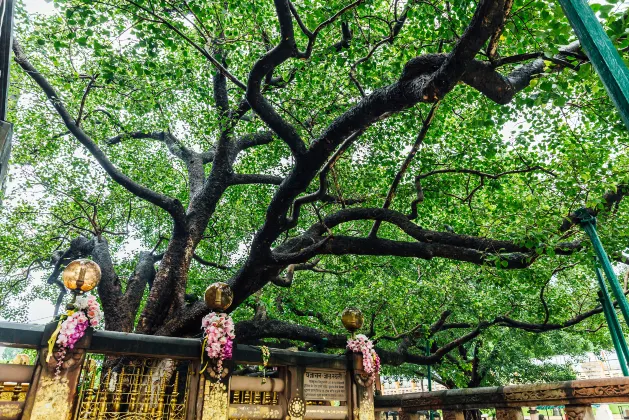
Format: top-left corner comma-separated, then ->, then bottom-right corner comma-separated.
0,381 -> 29,402
0,361 -> 34,420
229,390 -> 279,406
226,374 -> 284,420
73,356 -> 190,420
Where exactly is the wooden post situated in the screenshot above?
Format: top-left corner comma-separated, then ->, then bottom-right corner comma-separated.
21,322 -> 91,420
351,353 -> 375,420
186,360 -> 200,420
287,365 -> 306,420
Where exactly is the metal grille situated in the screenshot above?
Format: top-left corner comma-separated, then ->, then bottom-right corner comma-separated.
229,390 -> 279,406
73,356 -> 190,419
0,382 -> 29,402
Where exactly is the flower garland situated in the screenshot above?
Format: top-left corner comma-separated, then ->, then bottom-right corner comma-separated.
259,345 -> 270,384
347,334 -> 380,380
49,294 -> 103,377
201,312 -> 235,375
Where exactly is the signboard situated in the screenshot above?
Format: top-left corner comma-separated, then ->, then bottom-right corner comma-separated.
303,369 -> 346,401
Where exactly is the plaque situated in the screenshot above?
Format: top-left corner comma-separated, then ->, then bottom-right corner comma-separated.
303,369 -> 347,401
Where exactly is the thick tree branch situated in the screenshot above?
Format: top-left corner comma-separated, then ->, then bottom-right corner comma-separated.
246,0 -> 306,158
122,251 -> 158,330
486,0 -> 515,60
234,131 -> 275,154
231,174 -> 284,186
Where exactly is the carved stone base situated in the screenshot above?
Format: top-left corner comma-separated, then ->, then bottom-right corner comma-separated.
565,405 -> 594,420
496,408 -> 524,420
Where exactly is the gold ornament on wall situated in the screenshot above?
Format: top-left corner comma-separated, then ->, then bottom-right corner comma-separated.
204,282 -> 234,311
288,397 -> 306,417
341,307 -> 364,333
62,259 -> 101,293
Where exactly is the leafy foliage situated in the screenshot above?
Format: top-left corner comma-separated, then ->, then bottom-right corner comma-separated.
2,0 -> 629,386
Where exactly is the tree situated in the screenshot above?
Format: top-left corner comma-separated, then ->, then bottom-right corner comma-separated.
2,0 -> 629,371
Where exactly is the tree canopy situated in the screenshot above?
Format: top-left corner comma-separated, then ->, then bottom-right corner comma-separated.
2,0 -> 629,386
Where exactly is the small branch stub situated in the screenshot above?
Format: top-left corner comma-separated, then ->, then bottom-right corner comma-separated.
341,307 -> 364,334
204,282 -> 234,311
62,259 -> 101,293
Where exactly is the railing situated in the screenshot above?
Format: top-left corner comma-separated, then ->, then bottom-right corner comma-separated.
374,377 -> 629,420
4,320 -> 629,420
0,321 -> 370,420
0,363 -> 33,420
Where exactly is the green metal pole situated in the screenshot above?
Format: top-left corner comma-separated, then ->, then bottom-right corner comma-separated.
599,289 -> 629,376
595,264 -> 629,369
577,210 -> 629,326
557,0 -> 629,129
427,341 -> 434,420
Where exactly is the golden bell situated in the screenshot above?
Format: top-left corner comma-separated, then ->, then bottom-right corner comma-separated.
62,259 -> 101,293
204,282 -> 233,311
341,307 -> 364,333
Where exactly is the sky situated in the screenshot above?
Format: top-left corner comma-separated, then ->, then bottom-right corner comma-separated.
24,0 -> 55,15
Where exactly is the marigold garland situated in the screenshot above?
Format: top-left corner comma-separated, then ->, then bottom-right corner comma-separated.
260,345 -> 270,384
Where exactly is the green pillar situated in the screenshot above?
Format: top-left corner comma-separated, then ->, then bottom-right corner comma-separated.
577,209 -> 629,376
598,288 -> 629,376
596,263 -> 629,376
426,341 -> 434,420
577,210 -> 629,325
557,0 -> 629,129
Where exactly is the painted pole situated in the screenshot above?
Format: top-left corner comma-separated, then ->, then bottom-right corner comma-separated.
577,210 -> 629,325
0,0 -> 15,198
0,0 -> 15,121
426,340 -> 434,420
557,0 -> 629,129
595,264 -> 629,363
577,210 -> 629,375
597,287 -> 629,376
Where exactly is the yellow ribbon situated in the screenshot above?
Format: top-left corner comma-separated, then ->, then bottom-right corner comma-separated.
199,336 -> 208,374
46,320 -> 63,363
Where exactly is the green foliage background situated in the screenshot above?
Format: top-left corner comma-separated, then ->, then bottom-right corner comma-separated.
2,0 -> 629,386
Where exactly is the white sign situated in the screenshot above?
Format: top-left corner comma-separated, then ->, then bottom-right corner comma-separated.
303,369 -> 347,401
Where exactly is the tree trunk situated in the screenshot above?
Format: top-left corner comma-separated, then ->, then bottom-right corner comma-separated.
136,225 -> 196,334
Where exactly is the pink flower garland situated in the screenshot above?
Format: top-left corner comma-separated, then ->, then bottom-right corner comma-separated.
202,312 -> 235,374
347,334 -> 381,379
54,294 -> 102,377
